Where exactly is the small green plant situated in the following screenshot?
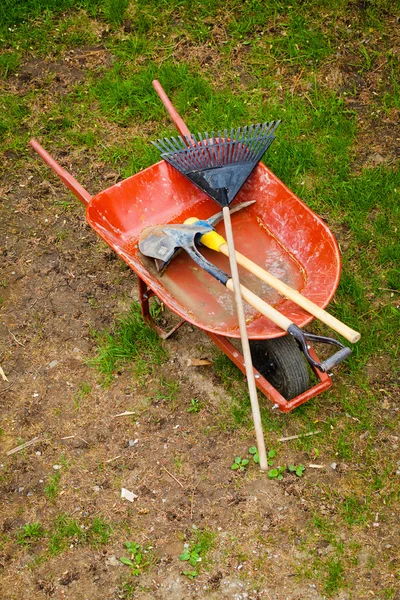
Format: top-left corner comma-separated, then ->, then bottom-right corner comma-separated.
16,522 -> 45,546
48,515 -> 84,555
289,464 -> 306,477
187,398 -> 202,413
44,471 -> 61,501
91,303 -> 167,385
249,447 -> 276,466
268,466 -> 286,480
120,542 -> 153,576
74,382 -> 91,411
88,517 -> 112,548
179,526 -> 216,579
249,446 -> 259,463
231,456 -> 249,472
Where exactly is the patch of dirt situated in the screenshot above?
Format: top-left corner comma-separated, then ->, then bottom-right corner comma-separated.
8,46 -> 112,95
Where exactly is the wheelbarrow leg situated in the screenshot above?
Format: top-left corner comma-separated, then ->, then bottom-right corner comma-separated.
137,276 -> 186,340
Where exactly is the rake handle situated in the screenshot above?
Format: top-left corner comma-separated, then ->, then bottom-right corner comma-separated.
222,207 -> 268,472
152,80 -> 192,141
153,79 -> 269,471
220,244 -> 360,344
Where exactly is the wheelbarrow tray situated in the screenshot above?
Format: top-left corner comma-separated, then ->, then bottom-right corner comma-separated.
87,160 -> 341,339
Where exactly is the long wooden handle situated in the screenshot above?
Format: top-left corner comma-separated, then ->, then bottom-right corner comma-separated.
222,207 -> 268,472
153,80 -> 269,470
221,244 -> 360,343
226,279 -> 293,331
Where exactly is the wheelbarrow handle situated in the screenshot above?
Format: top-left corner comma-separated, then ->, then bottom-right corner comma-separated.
30,139 -> 92,206
152,80 -> 193,142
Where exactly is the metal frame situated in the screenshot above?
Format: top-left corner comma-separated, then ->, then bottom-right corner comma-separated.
137,274 -> 332,413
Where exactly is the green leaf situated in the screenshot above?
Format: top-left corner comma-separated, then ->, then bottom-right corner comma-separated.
249,446 -> 257,455
253,454 -> 260,464
268,449 -> 276,459
183,570 -> 197,579
296,465 -> 305,477
268,469 -> 279,479
231,463 -> 240,470
179,549 -> 191,562
278,474 -> 284,480
234,456 -> 241,464
288,465 -> 296,472
241,459 -> 249,466
189,551 -> 201,567
120,557 -> 134,567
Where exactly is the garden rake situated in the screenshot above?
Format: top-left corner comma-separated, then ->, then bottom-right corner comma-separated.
151,80 -> 281,472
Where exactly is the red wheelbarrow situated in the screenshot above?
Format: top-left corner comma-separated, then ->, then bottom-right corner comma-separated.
30,138 -> 344,413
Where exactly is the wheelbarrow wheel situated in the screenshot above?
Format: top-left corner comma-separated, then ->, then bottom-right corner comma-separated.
250,336 -> 310,400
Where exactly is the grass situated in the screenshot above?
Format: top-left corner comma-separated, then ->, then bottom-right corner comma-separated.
1,0 -> 399,597
90,301 -> 167,384
13,514 -> 113,557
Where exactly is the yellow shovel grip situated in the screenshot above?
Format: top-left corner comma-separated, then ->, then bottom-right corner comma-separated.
184,217 -> 226,252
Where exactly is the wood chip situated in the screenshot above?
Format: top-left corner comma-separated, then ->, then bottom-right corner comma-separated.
162,466 -> 184,488
113,411 -> 135,418
278,430 -> 321,442
105,455 -> 121,463
7,436 -> 41,456
0,366 -> 8,382
308,464 -> 324,469
186,358 -> 212,366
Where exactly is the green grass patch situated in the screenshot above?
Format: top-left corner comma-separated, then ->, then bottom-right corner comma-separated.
90,302 -> 167,384
16,522 -> 46,546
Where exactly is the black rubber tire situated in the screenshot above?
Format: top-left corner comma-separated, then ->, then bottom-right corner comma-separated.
250,335 -> 310,401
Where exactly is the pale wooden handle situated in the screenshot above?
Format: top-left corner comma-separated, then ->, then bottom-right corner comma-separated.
220,244 -> 360,344
226,280 -> 293,331
223,207 -> 268,472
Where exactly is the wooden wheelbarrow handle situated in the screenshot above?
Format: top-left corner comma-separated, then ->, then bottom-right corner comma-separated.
30,139 -> 92,206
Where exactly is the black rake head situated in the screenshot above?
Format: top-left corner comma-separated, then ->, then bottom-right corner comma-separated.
153,121 -> 280,205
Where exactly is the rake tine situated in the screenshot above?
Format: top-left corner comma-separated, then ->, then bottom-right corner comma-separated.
227,127 -> 235,165
230,127 -> 240,165
203,132 -> 214,167
236,125 -> 247,163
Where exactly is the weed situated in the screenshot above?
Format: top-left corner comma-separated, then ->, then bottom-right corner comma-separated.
231,456 -> 249,472
44,471 -> 61,501
16,522 -> 45,546
179,526 -> 216,579
74,382 -> 91,411
324,557 -> 345,594
120,541 -> 154,576
87,517 -> 112,548
187,398 -> 202,413
48,514 -> 84,555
